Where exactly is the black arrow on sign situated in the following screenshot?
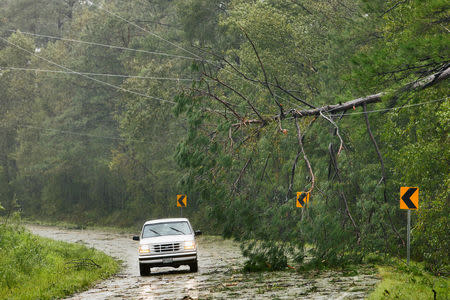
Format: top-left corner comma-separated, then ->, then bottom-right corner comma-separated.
298,193 -> 307,207
178,195 -> 186,207
401,188 -> 417,209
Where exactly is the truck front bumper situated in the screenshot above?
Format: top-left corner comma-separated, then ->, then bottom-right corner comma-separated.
138,251 -> 197,266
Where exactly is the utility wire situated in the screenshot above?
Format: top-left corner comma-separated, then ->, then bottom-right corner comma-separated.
4,29 -> 202,61
6,123 -> 141,142
86,3 -> 301,109
0,122 -> 177,144
0,36 -> 176,105
1,98 -> 445,145
89,1 -> 202,60
1,67 -> 199,81
5,28 -> 299,109
2,36 -> 445,114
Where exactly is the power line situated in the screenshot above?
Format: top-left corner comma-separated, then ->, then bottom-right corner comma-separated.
4,29 -> 202,61
85,3 -> 302,110
3,39 -> 444,118
0,36 -> 176,105
1,67 -> 199,81
0,98 -> 445,145
0,122 -> 181,144
1,124 -> 170,145
89,1 -> 202,60
1,96 -> 446,146
5,28 -> 299,109
12,123 -> 141,142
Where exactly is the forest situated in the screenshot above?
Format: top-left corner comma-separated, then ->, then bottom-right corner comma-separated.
0,0 -> 448,274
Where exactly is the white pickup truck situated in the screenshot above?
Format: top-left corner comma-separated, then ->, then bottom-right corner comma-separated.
133,218 -> 201,276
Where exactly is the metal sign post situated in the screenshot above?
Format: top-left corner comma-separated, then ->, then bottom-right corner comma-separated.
407,209 -> 411,265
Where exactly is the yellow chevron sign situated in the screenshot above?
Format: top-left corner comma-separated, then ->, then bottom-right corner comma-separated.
177,194 -> 187,207
400,187 -> 419,210
296,192 -> 309,208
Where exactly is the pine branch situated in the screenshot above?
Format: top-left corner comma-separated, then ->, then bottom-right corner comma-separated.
228,65 -> 449,127
202,73 -> 266,124
294,118 -> 315,194
239,25 -> 285,117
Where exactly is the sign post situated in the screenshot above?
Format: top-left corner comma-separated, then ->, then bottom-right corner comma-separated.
400,187 -> 419,265
407,209 -> 411,265
177,194 -> 187,217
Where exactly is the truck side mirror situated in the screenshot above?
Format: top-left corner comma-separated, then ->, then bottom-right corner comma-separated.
194,230 -> 202,236
132,235 -> 140,241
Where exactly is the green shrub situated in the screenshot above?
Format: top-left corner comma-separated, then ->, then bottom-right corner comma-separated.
242,241 -> 288,272
413,185 -> 450,276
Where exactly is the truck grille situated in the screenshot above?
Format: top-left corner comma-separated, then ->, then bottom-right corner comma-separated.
153,243 -> 180,253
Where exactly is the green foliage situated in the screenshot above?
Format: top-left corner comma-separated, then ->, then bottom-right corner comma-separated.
0,223 -> 118,299
242,242 -> 287,272
177,0 -> 226,46
302,198 -> 362,266
368,260 -> 449,300
0,0 -> 77,38
352,0 -> 449,93
350,0 -> 449,273
413,183 -> 449,276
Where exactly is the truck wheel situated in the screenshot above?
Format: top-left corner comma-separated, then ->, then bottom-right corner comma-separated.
139,263 -> 150,276
189,260 -> 198,273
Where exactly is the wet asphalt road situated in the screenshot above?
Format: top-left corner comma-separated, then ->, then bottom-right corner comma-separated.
28,225 -> 379,299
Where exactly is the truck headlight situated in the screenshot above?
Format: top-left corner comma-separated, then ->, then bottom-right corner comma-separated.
139,245 -> 150,254
184,241 -> 196,250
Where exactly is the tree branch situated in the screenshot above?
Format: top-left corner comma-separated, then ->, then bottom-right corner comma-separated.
260,154 -> 271,182
294,118 -> 315,193
229,64 -> 449,126
320,111 -> 345,156
196,46 -> 318,110
232,156 -> 253,194
194,84 -> 242,121
239,25 -> 285,117
287,150 -> 302,201
380,0 -> 407,17
274,76 -> 316,108
363,103 -> 405,246
203,73 -> 266,124
363,103 -> 386,183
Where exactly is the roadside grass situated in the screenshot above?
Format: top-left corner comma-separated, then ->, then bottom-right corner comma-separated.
0,224 -> 119,300
368,258 -> 449,300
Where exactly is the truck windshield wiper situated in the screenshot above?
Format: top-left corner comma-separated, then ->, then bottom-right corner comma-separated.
169,227 -> 185,234
149,229 -> 161,236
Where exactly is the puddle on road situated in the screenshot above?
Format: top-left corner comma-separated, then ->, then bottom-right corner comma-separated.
27,225 -> 379,299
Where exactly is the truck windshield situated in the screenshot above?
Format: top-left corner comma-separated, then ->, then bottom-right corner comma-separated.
142,221 -> 192,238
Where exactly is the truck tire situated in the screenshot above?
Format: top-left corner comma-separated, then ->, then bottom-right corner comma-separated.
189,260 -> 198,273
139,263 -> 150,276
